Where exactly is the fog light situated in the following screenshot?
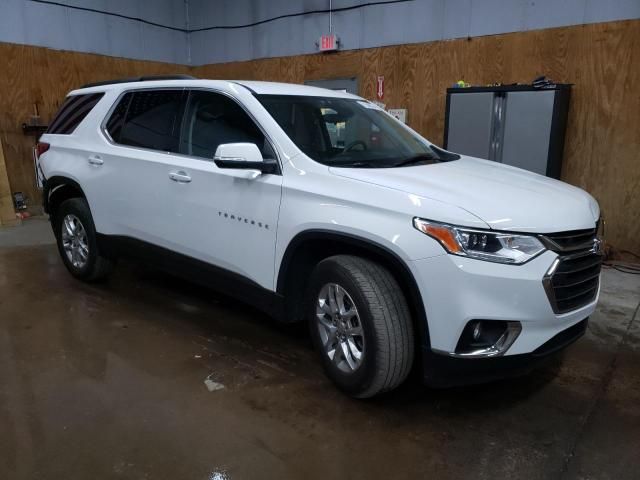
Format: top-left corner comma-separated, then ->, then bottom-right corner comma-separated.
455,320 -> 522,357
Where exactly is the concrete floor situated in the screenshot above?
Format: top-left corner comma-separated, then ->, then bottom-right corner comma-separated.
1,219 -> 639,480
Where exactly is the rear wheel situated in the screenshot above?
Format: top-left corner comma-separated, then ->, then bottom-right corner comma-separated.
54,198 -> 114,281
307,255 -> 414,398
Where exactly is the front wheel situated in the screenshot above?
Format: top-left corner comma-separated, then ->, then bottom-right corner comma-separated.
307,255 -> 414,398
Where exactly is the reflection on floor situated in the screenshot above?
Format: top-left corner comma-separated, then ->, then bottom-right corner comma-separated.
0,221 -> 639,479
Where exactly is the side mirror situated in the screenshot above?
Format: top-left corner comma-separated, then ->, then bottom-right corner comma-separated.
213,143 -> 278,174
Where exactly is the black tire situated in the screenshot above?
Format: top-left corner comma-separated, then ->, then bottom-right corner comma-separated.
307,255 -> 414,398
53,198 -> 114,282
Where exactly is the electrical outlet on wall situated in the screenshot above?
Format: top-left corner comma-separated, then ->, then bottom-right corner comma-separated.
388,109 -> 407,124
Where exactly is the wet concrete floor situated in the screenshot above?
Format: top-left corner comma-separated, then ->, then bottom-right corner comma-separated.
0,222 -> 639,479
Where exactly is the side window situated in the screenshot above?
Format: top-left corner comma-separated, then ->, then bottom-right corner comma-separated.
105,92 -> 133,143
259,98 -> 328,159
117,90 -> 185,153
180,90 -> 273,159
48,93 -> 104,135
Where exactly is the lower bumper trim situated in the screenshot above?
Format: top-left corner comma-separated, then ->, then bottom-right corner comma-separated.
422,318 -> 588,388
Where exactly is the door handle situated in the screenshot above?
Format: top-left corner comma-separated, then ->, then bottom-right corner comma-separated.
88,155 -> 103,166
169,171 -> 192,183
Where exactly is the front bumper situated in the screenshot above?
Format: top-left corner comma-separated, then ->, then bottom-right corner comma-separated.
410,250 -> 598,384
422,317 -> 588,387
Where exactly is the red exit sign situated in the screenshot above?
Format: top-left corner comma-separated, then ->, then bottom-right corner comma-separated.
318,34 -> 339,52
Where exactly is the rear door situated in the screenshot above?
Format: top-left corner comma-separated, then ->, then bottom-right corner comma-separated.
93,89 -> 188,243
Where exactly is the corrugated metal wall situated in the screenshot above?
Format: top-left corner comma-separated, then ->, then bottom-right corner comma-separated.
1,0 -> 638,65
189,0 -> 640,65
0,0 -> 189,64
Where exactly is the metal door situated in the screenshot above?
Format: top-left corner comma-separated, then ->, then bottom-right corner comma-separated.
305,77 -> 358,95
446,92 -> 495,160
501,91 -> 555,175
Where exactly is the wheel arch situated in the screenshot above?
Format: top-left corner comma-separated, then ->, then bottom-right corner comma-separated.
44,176 -> 87,217
276,229 -> 431,348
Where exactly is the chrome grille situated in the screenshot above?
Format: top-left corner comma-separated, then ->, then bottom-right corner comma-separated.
541,225 -> 602,314
540,227 -> 597,252
544,253 -> 602,313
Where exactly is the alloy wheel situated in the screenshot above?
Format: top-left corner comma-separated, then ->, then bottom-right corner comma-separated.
316,283 -> 365,373
61,214 -> 89,269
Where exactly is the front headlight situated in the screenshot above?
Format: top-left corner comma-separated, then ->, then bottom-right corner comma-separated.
413,218 -> 545,264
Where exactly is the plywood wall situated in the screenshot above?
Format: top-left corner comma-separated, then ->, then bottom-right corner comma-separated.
0,20 -> 637,254
0,43 -> 190,210
194,20 -> 639,255
0,139 -> 18,226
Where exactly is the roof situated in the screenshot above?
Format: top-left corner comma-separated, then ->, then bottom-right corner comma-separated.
70,78 -> 361,99
79,74 -> 195,89
233,81 -> 359,99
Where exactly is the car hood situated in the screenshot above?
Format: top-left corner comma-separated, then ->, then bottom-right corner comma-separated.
329,156 -> 599,233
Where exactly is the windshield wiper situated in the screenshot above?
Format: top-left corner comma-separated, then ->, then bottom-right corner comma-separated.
392,154 -> 438,168
430,145 -> 461,161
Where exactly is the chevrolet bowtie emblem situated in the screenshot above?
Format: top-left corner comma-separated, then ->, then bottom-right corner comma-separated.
593,238 -> 603,254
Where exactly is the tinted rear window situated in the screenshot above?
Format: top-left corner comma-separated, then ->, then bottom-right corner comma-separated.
116,90 -> 185,152
105,92 -> 133,143
47,93 -> 105,134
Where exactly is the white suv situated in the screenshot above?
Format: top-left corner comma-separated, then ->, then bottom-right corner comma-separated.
37,76 -> 603,397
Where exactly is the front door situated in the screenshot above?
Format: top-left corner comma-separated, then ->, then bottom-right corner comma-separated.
162,89 -> 283,290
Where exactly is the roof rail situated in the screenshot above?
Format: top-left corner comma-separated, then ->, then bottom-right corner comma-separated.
80,74 -> 196,89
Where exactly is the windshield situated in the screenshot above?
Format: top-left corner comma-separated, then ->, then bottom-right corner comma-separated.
256,95 -> 459,168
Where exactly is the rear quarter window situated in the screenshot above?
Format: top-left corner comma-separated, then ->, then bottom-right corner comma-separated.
105,92 -> 133,143
47,93 -> 105,134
